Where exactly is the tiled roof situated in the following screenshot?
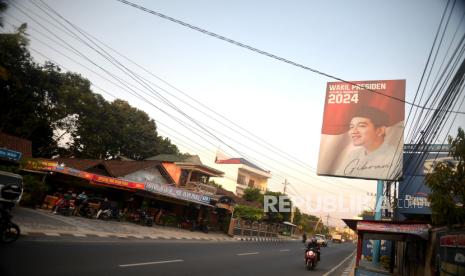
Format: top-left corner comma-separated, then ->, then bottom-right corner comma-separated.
145,154 -> 184,162
148,154 -> 224,177
53,158 -> 101,171
0,132 -> 32,158
53,158 -> 162,178
216,158 -> 268,174
102,160 -> 162,177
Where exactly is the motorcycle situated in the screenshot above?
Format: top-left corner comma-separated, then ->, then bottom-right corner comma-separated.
55,199 -> 75,216
304,247 -> 318,270
78,201 -> 95,219
0,207 -> 20,244
139,210 -> 153,227
96,208 -> 120,221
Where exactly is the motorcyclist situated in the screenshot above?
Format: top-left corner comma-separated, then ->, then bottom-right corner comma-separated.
97,198 -> 111,218
73,191 -> 88,216
302,233 -> 307,243
306,237 -> 321,261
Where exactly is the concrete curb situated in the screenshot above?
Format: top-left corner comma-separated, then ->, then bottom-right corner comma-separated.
20,230 -> 236,241
21,230 -> 295,243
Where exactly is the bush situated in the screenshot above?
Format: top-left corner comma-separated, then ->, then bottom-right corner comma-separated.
20,174 -> 49,207
233,205 -> 263,221
162,215 -> 178,226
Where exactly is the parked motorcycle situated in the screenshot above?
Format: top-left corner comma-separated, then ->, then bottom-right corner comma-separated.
78,201 -> 95,219
139,210 -> 153,227
96,208 -> 120,221
304,248 -> 318,270
0,207 -> 20,244
55,199 -> 75,216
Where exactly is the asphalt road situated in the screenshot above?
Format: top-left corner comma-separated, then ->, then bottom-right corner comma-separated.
0,238 -> 355,276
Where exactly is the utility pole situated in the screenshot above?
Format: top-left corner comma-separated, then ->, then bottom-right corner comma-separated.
283,179 -> 289,194
326,214 -> 329,227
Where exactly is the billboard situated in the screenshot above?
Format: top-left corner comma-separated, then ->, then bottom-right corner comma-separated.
317,80 -> 405,181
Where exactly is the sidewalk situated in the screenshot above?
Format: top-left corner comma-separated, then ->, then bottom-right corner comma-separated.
11,207 -> 293,242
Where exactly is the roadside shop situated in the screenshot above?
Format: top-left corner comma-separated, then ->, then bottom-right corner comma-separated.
27,158 -> 234,232
344,219 -> 430,276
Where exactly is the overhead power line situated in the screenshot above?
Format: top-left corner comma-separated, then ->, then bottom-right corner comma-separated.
12,0 -> 370,197
115,0 -> 465,115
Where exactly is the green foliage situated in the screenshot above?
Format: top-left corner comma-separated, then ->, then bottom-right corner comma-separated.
233,204 -> 263,221
0,26 -> 182,159
208,180 -> 222,189
242,187 -> 262,202
20,174 -> 49,207
427,128 -> 465,226
161,215 -> 178,226
299,213 -> 320,233
293,207 -> 302,225
0,0 -> 7,27
358,209 -> 374,218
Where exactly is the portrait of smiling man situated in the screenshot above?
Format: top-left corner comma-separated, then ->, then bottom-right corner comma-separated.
338,105 -> 401,179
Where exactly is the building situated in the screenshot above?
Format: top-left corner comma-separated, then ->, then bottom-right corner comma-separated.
146,154 -> 224,196
0,132 -> 32,163
211,156 -> 271,196
28,156 -> 235,233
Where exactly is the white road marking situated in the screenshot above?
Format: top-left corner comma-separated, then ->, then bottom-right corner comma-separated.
44,233 -> 60,236
280,249 -> 290,252
322,250 -> 356,276
236,252 -> 259,256
119,259 -> 184,267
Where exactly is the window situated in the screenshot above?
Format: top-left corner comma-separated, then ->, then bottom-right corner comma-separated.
237,174 -> 245,185
179,170 -> 189,185
248,179 -> 255,188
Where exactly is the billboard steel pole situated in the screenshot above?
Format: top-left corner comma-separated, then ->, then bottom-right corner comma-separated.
373,180 -> 384,264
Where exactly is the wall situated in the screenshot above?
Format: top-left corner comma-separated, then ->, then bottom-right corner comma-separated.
210,163 -> 270,196
161,162 -> 182,185
123,166 -> 169,184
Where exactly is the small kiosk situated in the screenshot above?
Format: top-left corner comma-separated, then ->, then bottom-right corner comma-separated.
343,219 -> 430,275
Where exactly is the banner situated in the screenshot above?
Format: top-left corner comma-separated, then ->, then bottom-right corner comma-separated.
317,80 -> 405,180
26,160 -> 145,190
144,182 -> 211,205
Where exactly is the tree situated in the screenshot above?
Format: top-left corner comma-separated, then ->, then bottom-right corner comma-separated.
242,187 -> 262,202
1,25 -> 183,159
293,207 -> 302,225
263,190 -> 292,222
233,205 -> 263,221
0,26 -> 60,157
0,0 -> 7,27
426,127 -> 465,226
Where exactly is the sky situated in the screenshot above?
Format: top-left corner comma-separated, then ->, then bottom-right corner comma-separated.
3,0 -> 465,226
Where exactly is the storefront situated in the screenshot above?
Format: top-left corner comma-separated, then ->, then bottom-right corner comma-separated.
344,219 -> 430,275
27,159 -> 234,232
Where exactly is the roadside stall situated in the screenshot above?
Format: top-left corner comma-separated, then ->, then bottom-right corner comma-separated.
343,219 -> 430,276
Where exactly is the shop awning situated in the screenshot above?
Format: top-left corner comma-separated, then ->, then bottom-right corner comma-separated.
343,219 -> 430,240
26,159 -> 215,207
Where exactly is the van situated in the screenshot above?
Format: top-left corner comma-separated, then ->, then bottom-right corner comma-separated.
0,170 -> 23,207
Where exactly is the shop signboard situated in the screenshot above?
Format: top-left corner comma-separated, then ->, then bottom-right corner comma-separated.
357,221 -> 429,239
436,230 -> 465,274
26,160 -> 145,190
317,79 -> 405,181
0,148 -> 22,162
144,182 -> 211,205
27,160 -> 211,205
398,152 -> 448,216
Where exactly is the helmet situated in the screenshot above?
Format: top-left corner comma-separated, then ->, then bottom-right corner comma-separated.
311,238 -> 317,243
